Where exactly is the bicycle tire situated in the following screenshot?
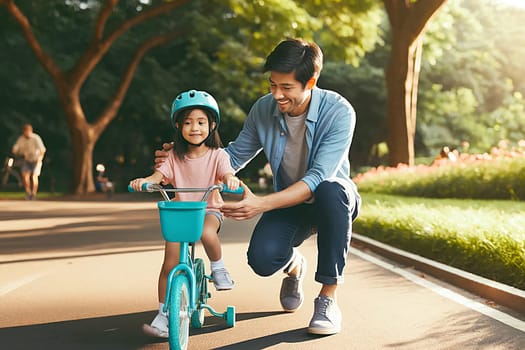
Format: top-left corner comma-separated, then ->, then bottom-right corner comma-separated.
168,274 -> 191,350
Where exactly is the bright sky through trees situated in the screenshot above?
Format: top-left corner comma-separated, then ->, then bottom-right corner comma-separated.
495,0 -> 525,8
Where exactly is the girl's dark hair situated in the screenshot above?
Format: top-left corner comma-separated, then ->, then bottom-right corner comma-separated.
263,38 -> 323,87
172,108 -> 223,159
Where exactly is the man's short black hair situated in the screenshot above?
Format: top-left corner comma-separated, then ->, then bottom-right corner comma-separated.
263,38 -> 323,87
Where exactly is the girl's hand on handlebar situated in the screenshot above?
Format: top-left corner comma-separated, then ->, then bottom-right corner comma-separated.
225,175 -> 240,191
129,178 -> 147,192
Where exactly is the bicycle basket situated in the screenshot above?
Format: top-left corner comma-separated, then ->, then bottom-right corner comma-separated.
157,201 -> 207,242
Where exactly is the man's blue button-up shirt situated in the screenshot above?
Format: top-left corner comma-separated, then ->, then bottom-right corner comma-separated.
225,87 -> 359,196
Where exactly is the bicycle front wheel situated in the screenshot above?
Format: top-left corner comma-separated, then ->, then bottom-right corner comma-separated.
168,274 -> 191,350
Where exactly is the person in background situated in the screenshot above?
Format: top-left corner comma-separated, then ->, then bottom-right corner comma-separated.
11,123 -> 46,200
95,163 -> 114,196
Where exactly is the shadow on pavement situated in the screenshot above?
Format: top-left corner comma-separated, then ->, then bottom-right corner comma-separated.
190,310 -> 285,336
0,310 -> 315,350
0,311 -> 156,350
213,327 -> 319,350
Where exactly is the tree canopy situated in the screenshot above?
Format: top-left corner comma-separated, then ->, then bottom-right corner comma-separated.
1,0 -> 524,193
1,0 -> 382,193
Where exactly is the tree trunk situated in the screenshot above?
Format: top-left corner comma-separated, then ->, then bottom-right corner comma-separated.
56,84 -> 99,194
386,34 -> 423,166
71,126 -> 97,194
383,0 -> 448,166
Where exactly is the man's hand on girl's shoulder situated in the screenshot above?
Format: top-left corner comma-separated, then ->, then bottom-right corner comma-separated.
154,142 -> 173,167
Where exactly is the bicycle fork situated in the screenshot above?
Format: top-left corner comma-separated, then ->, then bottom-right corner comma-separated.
163,242 -> 197,315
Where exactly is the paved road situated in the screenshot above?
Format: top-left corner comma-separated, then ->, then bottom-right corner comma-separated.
1,197 -> 524,349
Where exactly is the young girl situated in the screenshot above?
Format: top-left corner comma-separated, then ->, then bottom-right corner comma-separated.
129,90 -> 240,338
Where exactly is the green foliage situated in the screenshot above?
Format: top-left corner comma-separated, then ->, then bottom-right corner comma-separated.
417,0 -> 525,156
223,0 -> 382,65
355,156 -> 525,200
1,0 -> 386,190
2,0 -> 525,189
320,59 -> 387,167
354,193 -> 525,289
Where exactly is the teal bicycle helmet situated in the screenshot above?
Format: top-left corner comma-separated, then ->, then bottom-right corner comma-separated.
170,89 -> 220,129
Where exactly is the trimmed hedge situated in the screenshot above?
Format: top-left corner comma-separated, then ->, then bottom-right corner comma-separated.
354,156 -> 525,200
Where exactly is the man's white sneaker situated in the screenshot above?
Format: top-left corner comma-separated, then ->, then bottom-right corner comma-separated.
142,312 -> 168,338
280,252 -> 306,312
211,267 -> 234,290
307,295 -> 342,335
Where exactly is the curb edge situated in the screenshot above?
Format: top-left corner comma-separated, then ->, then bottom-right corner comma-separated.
351,233 -> 525,315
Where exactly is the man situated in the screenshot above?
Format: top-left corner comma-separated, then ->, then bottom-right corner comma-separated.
156,38 -> 360,335
12,123 -> 46,200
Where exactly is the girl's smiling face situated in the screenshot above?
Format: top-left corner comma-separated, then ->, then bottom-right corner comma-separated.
177,109 -> 212,145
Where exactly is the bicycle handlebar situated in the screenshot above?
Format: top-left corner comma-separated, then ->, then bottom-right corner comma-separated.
126,183 -> 161,193
128,183 -> 244,201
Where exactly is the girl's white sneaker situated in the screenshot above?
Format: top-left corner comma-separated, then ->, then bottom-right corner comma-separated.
142,312 -> 168,338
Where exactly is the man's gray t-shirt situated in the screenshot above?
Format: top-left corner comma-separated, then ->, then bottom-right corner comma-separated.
278,112 -> 308,188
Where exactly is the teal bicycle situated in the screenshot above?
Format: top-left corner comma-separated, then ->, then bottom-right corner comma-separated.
129,183 -> 241,350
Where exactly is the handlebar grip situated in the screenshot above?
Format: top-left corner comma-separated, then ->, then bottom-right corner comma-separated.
127,183 -> 156,192
221,184 -> 244,195
142,183 -> 153,192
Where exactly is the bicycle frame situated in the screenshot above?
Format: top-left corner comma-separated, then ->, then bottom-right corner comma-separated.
164,241 -> 197,315
128,182 -> 240,349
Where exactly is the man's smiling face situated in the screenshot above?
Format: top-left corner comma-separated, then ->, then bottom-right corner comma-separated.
269,71 -> 313,117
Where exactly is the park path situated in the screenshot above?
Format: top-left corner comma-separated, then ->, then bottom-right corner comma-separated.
0,198 -> 524,349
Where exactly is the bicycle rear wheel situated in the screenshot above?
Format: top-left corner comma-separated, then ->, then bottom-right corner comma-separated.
168,274 -> 191,350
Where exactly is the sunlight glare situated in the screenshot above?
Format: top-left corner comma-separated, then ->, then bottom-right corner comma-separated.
494,0 -> 525,8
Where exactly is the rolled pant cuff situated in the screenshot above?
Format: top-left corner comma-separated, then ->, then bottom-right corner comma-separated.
315,273 -> 344,285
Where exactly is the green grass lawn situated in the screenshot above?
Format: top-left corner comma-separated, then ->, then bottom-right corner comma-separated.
354,193 -> 525,289
0,191 -> 64,200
